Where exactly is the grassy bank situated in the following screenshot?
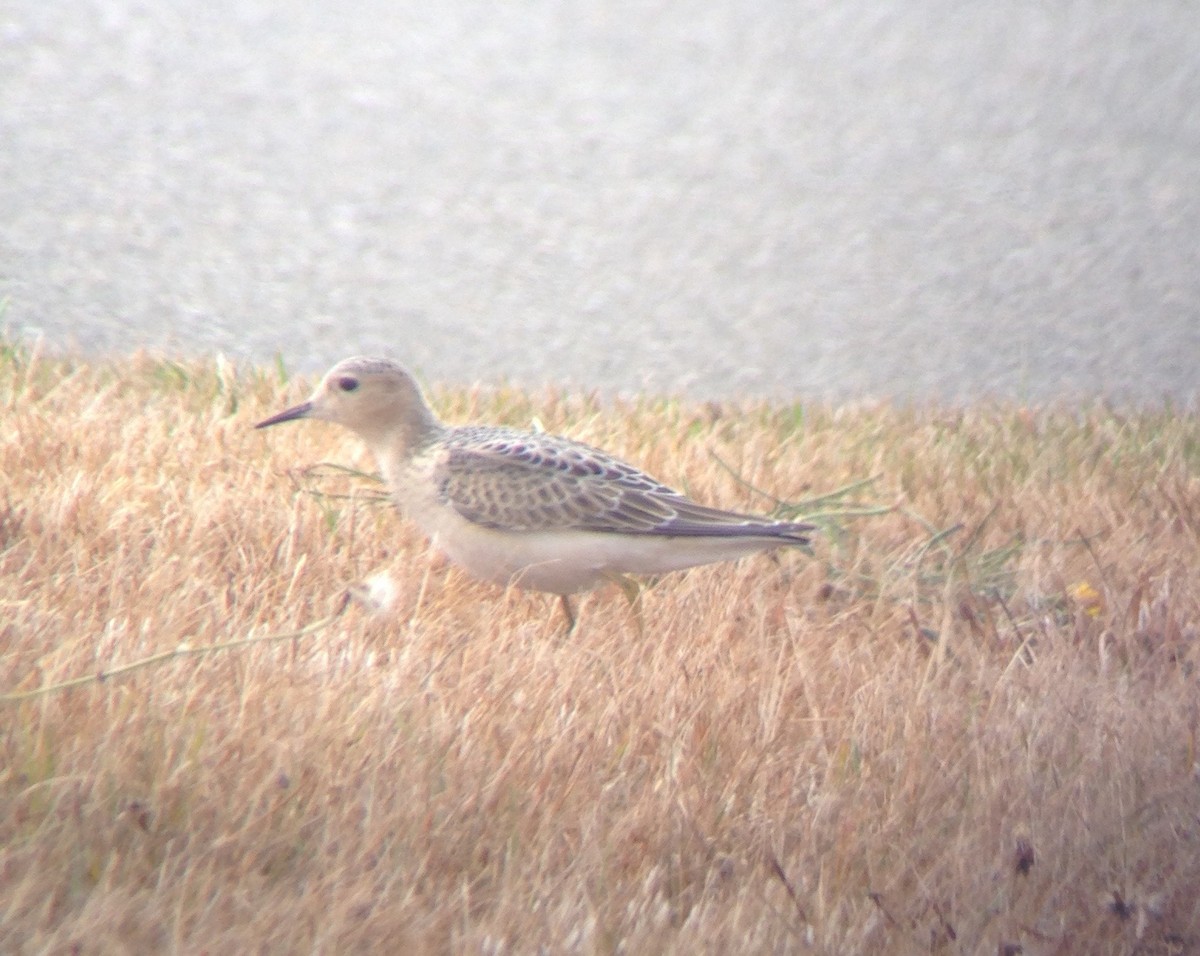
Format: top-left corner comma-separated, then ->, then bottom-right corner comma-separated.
1,347 -> 1198,953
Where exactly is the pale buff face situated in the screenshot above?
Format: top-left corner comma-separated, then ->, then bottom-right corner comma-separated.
256,357 -> 432,443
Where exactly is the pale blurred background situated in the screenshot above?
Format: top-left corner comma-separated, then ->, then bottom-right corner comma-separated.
2,0 -> 1197,403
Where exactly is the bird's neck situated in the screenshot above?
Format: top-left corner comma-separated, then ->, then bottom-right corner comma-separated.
363,414 -> 446,484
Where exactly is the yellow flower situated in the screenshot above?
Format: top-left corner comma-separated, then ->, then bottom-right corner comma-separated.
1070,581 -> 1104,618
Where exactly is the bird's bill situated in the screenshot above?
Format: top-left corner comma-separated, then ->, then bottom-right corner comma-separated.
255,401 -> 314,429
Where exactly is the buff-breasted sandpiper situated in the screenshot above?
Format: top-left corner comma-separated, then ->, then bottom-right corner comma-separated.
256,357 -> 813,627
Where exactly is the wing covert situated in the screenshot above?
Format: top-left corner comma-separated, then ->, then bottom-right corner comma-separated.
434,426 -> 811,542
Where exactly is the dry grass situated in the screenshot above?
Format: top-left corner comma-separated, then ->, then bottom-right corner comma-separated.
2,345 -> 1199,954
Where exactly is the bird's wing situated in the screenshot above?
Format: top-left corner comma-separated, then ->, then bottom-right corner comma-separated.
434,427 -> 812,541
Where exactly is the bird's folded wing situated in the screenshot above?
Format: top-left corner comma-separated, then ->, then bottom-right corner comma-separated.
435,431 -> 811,541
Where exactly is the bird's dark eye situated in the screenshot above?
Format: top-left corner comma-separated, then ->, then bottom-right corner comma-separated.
337,376 -> 360,393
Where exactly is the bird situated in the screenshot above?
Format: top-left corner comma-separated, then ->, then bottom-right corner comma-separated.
256,357 -> 813,628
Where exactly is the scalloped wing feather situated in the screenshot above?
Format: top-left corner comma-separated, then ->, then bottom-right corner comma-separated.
435,427 -> 812,542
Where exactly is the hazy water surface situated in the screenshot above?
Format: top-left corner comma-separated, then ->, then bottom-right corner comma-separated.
2,1 -> 1197,402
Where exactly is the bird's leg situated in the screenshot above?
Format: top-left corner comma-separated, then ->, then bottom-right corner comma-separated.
559,595 -> 577,634
604,572 -> 645,638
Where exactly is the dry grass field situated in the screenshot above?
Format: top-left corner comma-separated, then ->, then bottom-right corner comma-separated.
1,345 -> 1198,954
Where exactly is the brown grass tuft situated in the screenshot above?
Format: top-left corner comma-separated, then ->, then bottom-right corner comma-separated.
2,347 -> 1198,953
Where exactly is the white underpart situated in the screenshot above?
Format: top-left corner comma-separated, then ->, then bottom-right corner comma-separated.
426,505 -> 787,594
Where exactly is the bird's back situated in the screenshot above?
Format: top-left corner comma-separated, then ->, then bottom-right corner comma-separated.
433,425 -> 813,543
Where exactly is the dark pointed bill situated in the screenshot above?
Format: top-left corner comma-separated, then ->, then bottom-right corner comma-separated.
255,401 -> 313,429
